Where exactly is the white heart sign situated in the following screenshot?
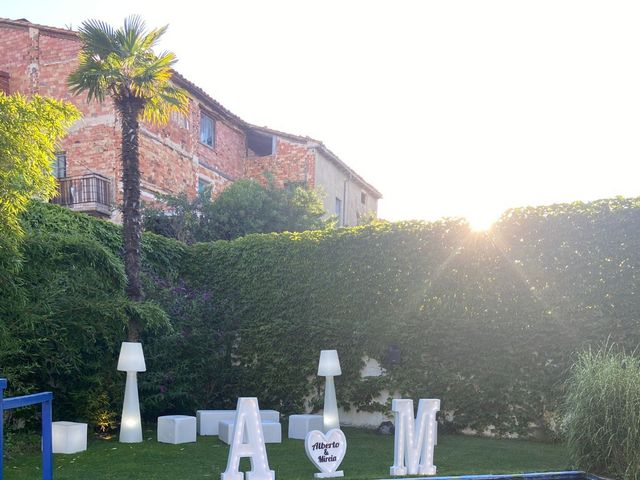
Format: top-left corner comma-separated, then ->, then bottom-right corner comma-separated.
305,429 -> 347,478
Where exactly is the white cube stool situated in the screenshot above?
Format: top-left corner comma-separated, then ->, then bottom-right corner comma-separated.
219,420 -> 282,444
157,415 -> 197,444
52,421 -> 87,454
196,410 -> 236,436
288,414 -> 323,439
260,410 -> 280,423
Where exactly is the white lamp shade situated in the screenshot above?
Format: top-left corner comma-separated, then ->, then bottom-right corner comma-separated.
318,350 -> 341,376
117,342 -> 146,372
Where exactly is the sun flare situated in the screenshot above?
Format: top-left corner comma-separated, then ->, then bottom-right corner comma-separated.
465,210 -> 499,232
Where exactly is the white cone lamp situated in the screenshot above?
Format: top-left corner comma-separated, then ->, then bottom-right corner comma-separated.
318,349 -> 342,432
117,342 -> 146,443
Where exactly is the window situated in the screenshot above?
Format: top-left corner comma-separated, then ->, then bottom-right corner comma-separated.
361,192 -> 367,204
247,130 -> 274,156
199,112 -> 215,147
53,152 -> 66,179
198,178 -> 212,196
335,197 -> 342,225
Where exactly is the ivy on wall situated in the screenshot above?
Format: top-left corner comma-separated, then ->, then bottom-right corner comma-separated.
175,199 -> 640,435
2,198 -> 639,436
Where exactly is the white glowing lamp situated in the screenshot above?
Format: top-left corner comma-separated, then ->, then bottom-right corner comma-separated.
318,350 -> 341,432
117,342 -> 146,443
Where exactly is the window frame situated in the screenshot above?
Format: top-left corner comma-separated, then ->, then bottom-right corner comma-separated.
199,111 -> 215,148
53,152 -> 67,179
198,177 -> 212,196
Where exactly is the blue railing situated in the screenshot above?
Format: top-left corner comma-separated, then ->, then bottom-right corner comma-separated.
0,378 -> 53,480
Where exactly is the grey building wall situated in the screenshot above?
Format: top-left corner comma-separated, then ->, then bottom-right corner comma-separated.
313,149 -> 378,226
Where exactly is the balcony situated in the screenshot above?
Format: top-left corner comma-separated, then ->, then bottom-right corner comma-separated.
51,173 -> 113,218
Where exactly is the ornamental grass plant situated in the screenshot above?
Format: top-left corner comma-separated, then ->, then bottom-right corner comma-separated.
564,345 -> 640,479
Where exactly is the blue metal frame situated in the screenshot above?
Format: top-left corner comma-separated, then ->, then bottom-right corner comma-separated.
0,378 -> 54,480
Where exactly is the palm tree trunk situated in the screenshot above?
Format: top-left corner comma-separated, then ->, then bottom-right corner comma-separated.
119,98 -> 145,341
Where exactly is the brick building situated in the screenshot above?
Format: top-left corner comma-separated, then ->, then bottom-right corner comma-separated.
0,18 -> 381,226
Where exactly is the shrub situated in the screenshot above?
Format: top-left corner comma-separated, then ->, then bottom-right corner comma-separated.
3,233 -> 128,420
0,94 -> 79,238
143,179 -> 329,242
564,346 -> 640,478
1,203 -> 179,427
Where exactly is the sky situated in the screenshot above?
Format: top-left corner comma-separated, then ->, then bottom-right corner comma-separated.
3,0 -> 640,227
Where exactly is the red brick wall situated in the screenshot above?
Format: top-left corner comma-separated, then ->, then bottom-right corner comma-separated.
245,137 -> 316,188
65,122 -> 119,176
193,110 -> 246,181
0,24 -> 36,94
140,129 -> 196,195
140,96 -> 245,198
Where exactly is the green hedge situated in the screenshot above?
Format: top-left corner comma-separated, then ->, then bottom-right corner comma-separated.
171,198 -> 640,435
2,198 -> 640,437
0,202 -> 182,428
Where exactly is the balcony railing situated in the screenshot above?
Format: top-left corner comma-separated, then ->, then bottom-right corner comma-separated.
51,173 -> 113,217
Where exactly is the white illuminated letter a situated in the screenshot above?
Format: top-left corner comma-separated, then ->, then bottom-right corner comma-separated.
390,398 -> 440,476
221,398 -> 275,480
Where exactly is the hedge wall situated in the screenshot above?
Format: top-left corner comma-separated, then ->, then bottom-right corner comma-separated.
171,198 -> 640,435
0,202 -> 183,429
2,198 -> 639,436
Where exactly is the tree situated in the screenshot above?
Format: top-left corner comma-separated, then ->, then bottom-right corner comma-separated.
143,191 -> 203,244
68,16 -> 188,340
0,93 -> 79,272
143,179 -> 329,242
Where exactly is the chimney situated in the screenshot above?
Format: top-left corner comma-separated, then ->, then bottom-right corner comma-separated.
0,71 -> 9,94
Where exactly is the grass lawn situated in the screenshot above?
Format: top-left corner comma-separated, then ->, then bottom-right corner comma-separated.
5,427 -> 570,480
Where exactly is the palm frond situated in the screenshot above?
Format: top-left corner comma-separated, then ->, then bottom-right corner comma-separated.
139,25 -> 169,52
131,52 -> 178,93
77,19 -> 118,59
141,83 -> 189,125
113,15 -> 142,57
69,15 -> 189,126
68,54 -> 110,102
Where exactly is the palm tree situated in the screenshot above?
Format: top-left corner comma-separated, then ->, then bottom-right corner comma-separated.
68,16 -> 188,340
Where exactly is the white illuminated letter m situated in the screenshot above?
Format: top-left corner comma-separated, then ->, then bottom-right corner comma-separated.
390,398 -> 440,476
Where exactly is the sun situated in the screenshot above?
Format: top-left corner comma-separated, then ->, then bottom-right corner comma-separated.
465,210 -> 498,232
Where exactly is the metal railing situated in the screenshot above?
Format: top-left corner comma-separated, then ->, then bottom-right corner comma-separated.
0,378 -> 53,480
52,173 -> 113,216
